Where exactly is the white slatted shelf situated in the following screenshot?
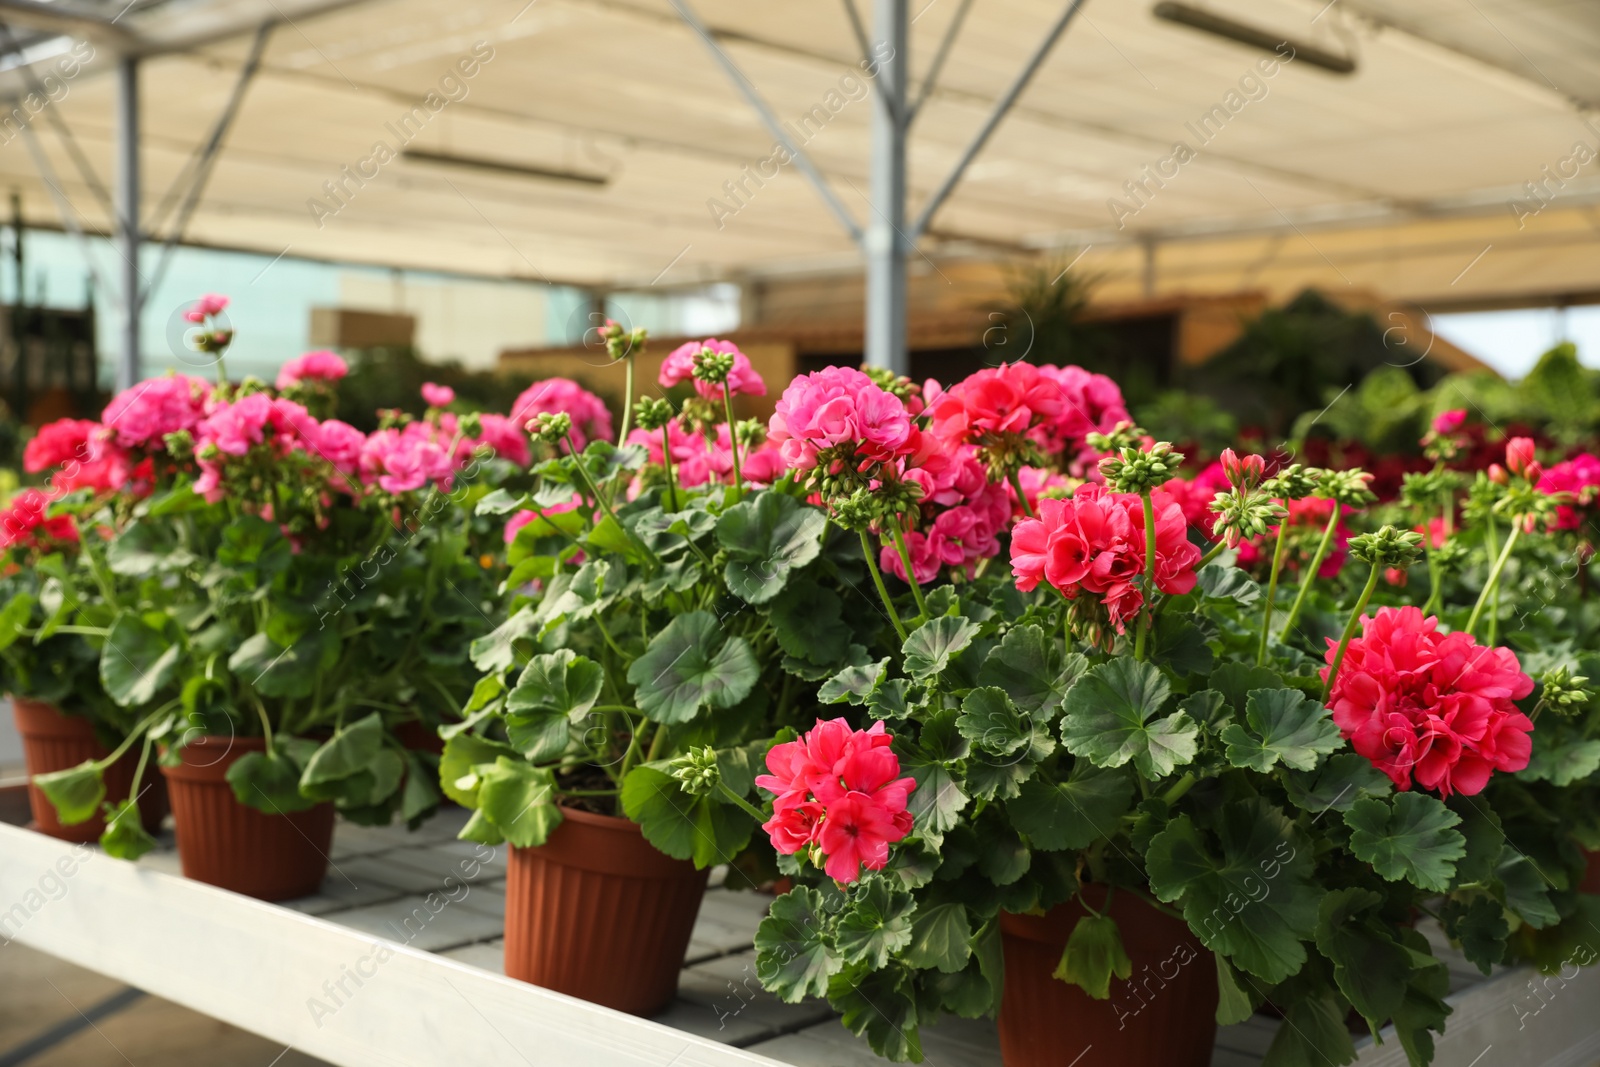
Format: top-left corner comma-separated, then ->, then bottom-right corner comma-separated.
3,809 -> 1597,1067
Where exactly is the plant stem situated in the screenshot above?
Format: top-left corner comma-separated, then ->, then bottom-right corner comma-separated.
1279,501 -> 1341,643
718,781 -> 768,823
1257,521 -> 1289,665
1324,563 -> 1382,701
1467,521 -> 1521,637
1197,541 -> 1229,570
1007,467 -> 1035,519
1160,772 -> 1197,806
617,356 -> 635,444
723,382 -> 744,501
1134,490 -> 1158,662
859,529 -> 910,643
889,518 -> 929,621
661,426 -> 679,512
645,724 -> 668,763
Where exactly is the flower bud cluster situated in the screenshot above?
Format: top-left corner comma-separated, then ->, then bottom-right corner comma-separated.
1348,525 -> 1424,568
1098,441 -> 1184,494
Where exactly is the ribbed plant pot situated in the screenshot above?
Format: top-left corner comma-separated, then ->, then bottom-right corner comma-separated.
1582,849 -> 1600,895
504,807 -> 709,1016
161,736 -> 334,901
12,696 -> 168,841
999,888 -> 1218,1067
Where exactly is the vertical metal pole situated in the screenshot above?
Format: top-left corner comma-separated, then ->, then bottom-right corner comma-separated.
10,192 -> 23,419
865,0 -> 908,374
114,56 -> 141,392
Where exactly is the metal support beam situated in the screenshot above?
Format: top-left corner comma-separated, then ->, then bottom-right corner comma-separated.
0,0 -> 136,48
142,21 -> 273,308
841,0 -> 898,127
114,55 -> 139,392
911,0 -> 1088,239
0,23 -> 115,221
18,122 -> 112,307
908,0 -> 973,122
864,0 -> 907,374
668,0 -> 862,245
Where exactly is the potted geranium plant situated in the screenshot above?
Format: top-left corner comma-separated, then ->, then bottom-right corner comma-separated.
739,392 -> 1557,1067
23,297 -> 512,900
1,445 -> 166,848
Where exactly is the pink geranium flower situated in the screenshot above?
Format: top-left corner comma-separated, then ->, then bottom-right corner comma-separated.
1323,606 -> 1534,798
767,366 -> 915,473
510,378 -> 613,450
755,718 -> 916,885
1536,454 -> 1600,530
183,293 -> 229,323
0,488 -> 78,550
421,382 -> 455,408
660,339 -> 767,399
276,350 -> 348,390
102,374 -> 212,449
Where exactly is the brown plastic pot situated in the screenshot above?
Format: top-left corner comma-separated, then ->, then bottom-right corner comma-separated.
504,806 -> 709,1016
12,696 -> 168,842
161,735 -> 334,901
1582,849 -> 1600,895
393,719 -> 445,756
999,888 -> 1218,1067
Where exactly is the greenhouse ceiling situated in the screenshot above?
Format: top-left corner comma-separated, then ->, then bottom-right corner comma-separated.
1,0 -> 1598,306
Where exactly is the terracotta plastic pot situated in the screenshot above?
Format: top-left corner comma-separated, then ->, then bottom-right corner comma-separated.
12,696 -> 168,842
393,719 -> 445,756
999,888 -> 1218,1067
161,735 -> 334,901
504,806 -> 709,1016
1582,849 -> 1600,895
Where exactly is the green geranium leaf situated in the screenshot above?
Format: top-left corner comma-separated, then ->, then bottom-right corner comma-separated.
438,733 -> 519,807
834,879 -> 916,969
300,713 -> 385,785
100,799 -> 157,861
1345,792 -> 1466,892
1220,688 -> 1343,772
101,611 -> 183,707
1146,800 -> 1320,983
754,887 -> 843,1002
1440,896 -> 1508,976
474,487 -> 524,515
1054,914 -> 1132,1000
957,687 -> 1031,757
35,759 -> 104,825
1497,847 -> 1559,929
1214,954 -> 1257,1025
819,658 -> 888,705
829,962 -> 923,1063
0,593 -> 36,652
1451,798 -> 1505,888
1197,561 -> 1260,605
401,752 -> 440,824
229,628 -> 337,700
1209,662 -> 1283,714
228,748 -> 318,812
977,823 -> 1031,886
1262,991 -> 1358,1067
1060,658 -> 1196,779
1283,752 -> 1391,815
716,492 -> 826,604
903,615 -> 981,683
620,763 -> 753,868
769,580 -> 849,666
1315,888 -> 1411,1032
626,611 -> 758,724
1520,737 -> 1600,786
468,607 -> 539,674
978,625 -> 1087,718
905,760 -> 968,837
1008,763 -> 1136,851
504,709 -> 572,763
476,758 -> 563,848
1152,615 -> 1213,676
106,519 -> 181,576
1392,929 -> 1453,1067
904,902 -> 972,973
508,650 -> 604,718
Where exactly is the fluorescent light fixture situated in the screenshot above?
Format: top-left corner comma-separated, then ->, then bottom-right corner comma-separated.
1152,3 -> 1356,74
401,149 -> 611,187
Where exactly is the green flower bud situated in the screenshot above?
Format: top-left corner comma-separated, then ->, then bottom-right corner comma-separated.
634,396 -> 675,433
1264,463 -> 1319,501
691,347 -> 736,387
1348,525 -> 1424,568
1538,666 -> 1592,715
1316,468 -> 1377,508
668,745 -> 721,796
530,411 -> 573,445
1099,441 -> 1185,495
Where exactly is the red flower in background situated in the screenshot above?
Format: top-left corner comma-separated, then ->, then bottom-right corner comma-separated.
0,488 -> 78,551
1009,484 -> 1199,633
1536,454 -> 1600,530
1323,606 -> 1533,798
756,718 -> 916,884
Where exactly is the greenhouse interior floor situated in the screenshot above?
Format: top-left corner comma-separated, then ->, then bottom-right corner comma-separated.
3,801 -> 1598,1067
